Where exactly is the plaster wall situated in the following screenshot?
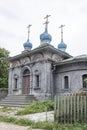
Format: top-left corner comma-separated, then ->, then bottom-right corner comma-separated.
54,62 -> 87,96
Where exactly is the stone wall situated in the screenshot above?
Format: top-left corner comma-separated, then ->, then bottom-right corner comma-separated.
0,88 -> 8,100
53,62 -> 87,96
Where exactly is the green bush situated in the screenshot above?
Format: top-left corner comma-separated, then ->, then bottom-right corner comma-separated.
16,100 -> 54,115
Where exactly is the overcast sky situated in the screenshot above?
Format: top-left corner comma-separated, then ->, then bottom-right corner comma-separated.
0,0 -> 87,57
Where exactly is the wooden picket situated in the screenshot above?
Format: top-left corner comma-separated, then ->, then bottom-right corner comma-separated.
54,94 -> 87,123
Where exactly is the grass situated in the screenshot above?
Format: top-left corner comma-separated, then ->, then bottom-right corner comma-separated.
16,100 -> 54,115
0,116 -> 87,130
0,100 -> 87,129
0,107 -> 14,112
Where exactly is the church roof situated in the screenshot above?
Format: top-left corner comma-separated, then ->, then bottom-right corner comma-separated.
7,44 -> 72,62
54,55 -> 87,66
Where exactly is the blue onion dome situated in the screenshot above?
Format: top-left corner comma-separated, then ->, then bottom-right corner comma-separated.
58,41 -> 67,51
40,28 -> 52,44
23,39 -> 32,50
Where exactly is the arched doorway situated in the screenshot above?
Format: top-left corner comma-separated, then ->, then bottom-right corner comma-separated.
22,68 -> 30,95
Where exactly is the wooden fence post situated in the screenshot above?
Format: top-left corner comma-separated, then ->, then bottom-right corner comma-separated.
54,94 -> 87,123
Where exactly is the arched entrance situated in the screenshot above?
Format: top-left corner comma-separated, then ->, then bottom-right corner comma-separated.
22,68 -> 30,95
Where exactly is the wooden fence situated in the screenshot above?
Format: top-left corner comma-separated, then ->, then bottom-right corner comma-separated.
54,94 -> 87,123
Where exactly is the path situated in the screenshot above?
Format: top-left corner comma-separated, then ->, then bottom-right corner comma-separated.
0,122 -> 44,130
0,122 -> 29,130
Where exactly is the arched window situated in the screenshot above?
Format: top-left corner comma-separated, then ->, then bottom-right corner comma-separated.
23,69 -> 30,76
64,76 -> 69,89
82,74 -> 87,88
36,75 -> 39,87
34,70 -> 40,88
14,74 -> 19,89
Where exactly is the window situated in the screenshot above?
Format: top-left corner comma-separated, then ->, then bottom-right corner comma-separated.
36,75 -> 39,87
64,76 -> 69,89
82,74 -> 87,88
15,78 -> 17,89
14,74 -> 18,89
23,69 -> 30,75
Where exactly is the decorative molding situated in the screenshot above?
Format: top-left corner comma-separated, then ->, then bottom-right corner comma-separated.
14,74 -> 19,79
52,54 -> 63,62
31,53 -> 43,61
20,57 -> 30,65
12,61 -> 20,68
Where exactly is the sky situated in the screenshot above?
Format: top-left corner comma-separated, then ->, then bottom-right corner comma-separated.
0,0 -> 87,57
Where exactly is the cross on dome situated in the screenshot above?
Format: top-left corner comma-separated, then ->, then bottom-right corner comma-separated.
40,15 -> 52,44
58,24 -> 67,51
23,24 -> 32,51
59,24 -> 65,42
43,15 -> 51,32
27,24 -> 32,42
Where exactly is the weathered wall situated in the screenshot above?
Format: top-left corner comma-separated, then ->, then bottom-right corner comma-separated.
0,88 -> 8,100
8,50 -> 62,100
53,62 -> 87,96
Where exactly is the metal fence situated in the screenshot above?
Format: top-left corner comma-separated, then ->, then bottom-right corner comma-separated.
54,94 -> 87,123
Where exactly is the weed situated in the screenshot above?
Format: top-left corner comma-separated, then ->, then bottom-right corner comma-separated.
0,116 -> 87,130
0,107 -> 14,112
16,100 -> 54,115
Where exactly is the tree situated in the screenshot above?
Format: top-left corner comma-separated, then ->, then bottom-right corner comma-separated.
0,48 -> 10,88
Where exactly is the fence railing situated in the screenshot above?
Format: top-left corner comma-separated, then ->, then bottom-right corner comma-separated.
54,94 -> 87,123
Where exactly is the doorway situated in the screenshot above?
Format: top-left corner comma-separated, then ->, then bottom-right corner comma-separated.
22,69 -> 30,95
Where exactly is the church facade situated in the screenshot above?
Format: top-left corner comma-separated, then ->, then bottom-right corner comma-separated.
8,16 -> 87,100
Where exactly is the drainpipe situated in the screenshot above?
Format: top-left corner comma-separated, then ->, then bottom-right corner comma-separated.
51,63 -> 56,100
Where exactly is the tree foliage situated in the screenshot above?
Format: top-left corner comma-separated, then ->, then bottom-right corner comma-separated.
0,48 -> 10,88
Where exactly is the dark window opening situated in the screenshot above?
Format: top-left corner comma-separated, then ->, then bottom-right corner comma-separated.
36,75 -> 39,87
23,69 -> 30,75
64,76 -> 69,89
15,78 -> 17,89
83,74 -> 87,88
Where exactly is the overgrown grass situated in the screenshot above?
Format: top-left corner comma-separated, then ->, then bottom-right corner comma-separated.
0,107 -> 14,112
16,100 -> 54,115
0,116 -> 87,130
0,116 -> 53,129
0,100 -> 87,130
0,116 -> 33,126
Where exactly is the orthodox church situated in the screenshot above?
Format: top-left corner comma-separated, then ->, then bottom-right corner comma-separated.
7,15 -> 87,101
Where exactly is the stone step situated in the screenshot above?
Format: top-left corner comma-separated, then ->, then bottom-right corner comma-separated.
0,99 -> 33,102
1,95 -> 37,100
5,95 -> 35,99
1,97 -> 36,101
0,103 -> 27,107
0,95 -> 38,107
2,99 -> 34,102
0,101 -> 31,105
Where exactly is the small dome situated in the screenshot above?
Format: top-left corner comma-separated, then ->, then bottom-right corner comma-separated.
58,42 -> 67,51
40,30 -> 52,44
23,39 -> 32,50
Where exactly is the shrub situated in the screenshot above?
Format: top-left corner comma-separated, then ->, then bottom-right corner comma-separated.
16,100 -> 54,115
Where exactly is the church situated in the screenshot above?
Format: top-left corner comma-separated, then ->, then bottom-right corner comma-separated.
7,15 -> 87,101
